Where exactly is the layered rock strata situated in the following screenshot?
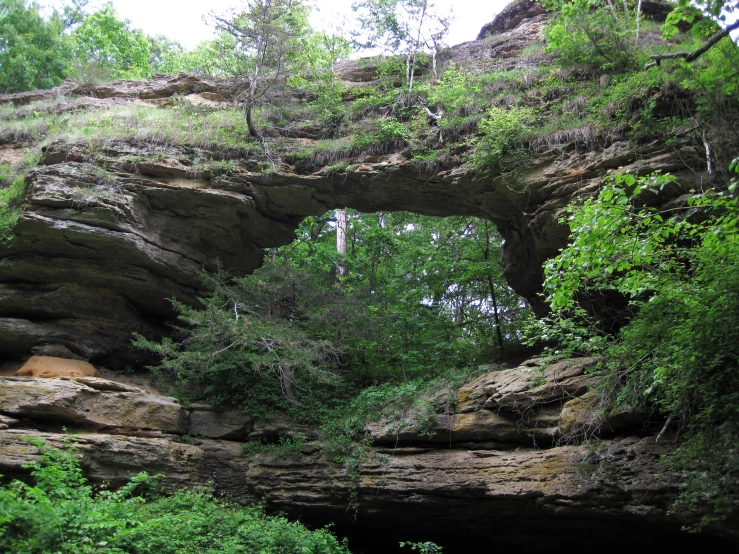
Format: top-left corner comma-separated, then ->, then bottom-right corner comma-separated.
0,360 -> 735,549
0,3 -> 715,365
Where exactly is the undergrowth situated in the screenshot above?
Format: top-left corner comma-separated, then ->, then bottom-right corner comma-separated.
0,435 -> 350,553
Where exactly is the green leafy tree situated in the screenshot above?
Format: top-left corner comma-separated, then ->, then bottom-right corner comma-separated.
536,163 -> 739,525
71,3 -> 152,82
649,0 -> 739,68
134,271 -> 342,414
542,0 -> 640,70
352,0 -> 452,93
147,34 -> 184,74
211,0 -> 311,138
0,0 -> 73,93
290,29 -> 352,135
156,35 -> 241,77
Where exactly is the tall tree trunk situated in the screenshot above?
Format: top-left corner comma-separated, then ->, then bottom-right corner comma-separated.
408,0 -> 428,96
245,76 -> 259,137
246,104 -> 258,137
487,274 -> 506,361
336,208 -> 348,278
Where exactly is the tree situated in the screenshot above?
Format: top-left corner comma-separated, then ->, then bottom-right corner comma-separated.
147,34 -> 184,74
0,0 -> 73,93
647,0 -> 739,68
541,0 -> 640,70
211,0 -> 311,138
156,35 -> 241,77
352,0 -> 452,94
289,28 -> 351,135
535,165 -> 739,525
71,4 -> 152,81
335,208 -> 348,278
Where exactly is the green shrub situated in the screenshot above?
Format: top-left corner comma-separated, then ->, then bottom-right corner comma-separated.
133,271 -> 343,420
351,116 -> 410,154
241,434 -> 306,458
471,106 -> 537,171
0,436 -> 350,553
542,0 -> 641,71
534,164 -> 739,526
0,169 -> 29,244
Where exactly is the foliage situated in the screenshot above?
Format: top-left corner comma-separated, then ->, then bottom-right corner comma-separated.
146,34 -> 184,74
0,436 -> 350,553
542,0 -> 642,71
0,0 -> 73,93
289,31 -> 352,136
71,4 -> 152,81
211,0 -> 311,137
351,116 -> 410,152
133,271 -> 342,417
242,434 -> 306,457
0,149 -> 41,244
0,170 -> 27,244
535,165 -> 739,525
400,541 -> 443,553
134,210 -> 529,431
472,106 -> 537,171
352,0 -> 452,92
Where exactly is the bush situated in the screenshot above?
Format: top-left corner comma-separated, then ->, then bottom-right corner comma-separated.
0,165 -> 31,244
0,436 -> 350,553
535,164 -> 739,526
471,106 -> 537,171
542,0 -> 641,71
133,271 -> 343,420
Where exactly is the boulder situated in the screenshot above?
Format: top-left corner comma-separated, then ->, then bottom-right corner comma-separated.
249,415 -> 318,442
482,357 -> 597,410
0,376 -> 186,433
30,344 -> 88,361
15,356 -> 97,378
188,404 -> 253,440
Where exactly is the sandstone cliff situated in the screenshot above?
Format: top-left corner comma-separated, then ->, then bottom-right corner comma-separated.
1,358 -> 735,550
0,3 -> 734,550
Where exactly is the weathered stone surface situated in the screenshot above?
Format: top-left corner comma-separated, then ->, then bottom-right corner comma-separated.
477,0 -> 548,38
0,75 -> 228,107
15,356 -> 97,378
188,404 -> 253,440
481,357 -> 596,410
0,377 -> 186,433
0,360 -> 735,547
0,414 -> 19,430
367,358 -> 598,447
0,5 -> 717,367
30,344 -> 87,361
0,429 -> 206,491
249,415 -> 319,442
1,427 -> 735,548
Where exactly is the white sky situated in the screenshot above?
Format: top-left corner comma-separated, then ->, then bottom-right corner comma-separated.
48,0 -> 511,50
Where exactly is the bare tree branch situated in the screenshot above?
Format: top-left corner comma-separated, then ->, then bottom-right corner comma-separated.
645,20 -> 739,69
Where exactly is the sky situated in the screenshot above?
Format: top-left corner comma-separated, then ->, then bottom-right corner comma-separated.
51,0 -> 512,50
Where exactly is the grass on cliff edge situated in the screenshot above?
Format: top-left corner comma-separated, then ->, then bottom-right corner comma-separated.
0,151 -> 39,244
0,435 -> 351,554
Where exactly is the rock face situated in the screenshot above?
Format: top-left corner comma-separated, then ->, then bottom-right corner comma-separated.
0,4 -> 713,366
0,361 -> 735,550
477,0 -> 548,39
15,355 -> 97,378
0,135 -> 709,364
0,376 -> 186,433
